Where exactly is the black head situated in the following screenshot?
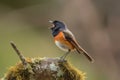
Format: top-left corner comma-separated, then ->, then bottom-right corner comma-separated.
49,20 -> 66,31
49,20 -> 67,36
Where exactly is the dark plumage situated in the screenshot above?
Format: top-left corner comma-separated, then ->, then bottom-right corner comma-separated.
50,20 -> 66,37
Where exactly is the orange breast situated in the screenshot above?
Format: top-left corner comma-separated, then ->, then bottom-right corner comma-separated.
54,32 -> 74,50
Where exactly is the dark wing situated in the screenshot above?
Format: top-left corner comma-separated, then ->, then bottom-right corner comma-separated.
63,30 -> 94,63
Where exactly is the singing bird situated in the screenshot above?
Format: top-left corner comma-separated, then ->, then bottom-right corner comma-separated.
49,20 -> 94,63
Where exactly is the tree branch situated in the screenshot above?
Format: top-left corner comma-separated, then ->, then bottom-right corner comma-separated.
1,42 -> 86,80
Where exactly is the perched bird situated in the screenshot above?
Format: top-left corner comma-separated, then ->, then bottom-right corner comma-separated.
49,20 -> 94,63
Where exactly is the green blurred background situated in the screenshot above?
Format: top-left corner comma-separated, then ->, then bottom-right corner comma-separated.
0,0 -> 120,80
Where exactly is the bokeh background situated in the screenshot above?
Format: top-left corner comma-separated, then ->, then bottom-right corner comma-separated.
0,0 -> 120,80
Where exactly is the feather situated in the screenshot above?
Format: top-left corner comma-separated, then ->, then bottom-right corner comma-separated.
63,30 -> 94,63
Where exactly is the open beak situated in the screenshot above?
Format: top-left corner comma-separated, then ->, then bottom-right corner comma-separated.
49,20 -> 53,23
48,20 -> 54,29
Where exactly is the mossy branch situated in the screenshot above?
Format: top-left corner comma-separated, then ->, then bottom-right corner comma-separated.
1,42 -> 86,80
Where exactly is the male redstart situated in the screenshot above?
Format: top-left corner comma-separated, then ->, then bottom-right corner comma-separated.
49,20 -> 94,63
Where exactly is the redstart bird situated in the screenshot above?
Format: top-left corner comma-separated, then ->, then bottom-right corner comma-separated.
49,20 -> 94,63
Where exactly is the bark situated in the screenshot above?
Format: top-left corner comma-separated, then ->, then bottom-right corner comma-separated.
1,42 -> 85,80
2,57 -> 85,80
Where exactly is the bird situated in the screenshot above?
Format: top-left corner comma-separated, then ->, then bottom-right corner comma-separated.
49,20 -> 94,63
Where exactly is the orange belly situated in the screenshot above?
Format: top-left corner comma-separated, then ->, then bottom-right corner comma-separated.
54,32 -> 74,51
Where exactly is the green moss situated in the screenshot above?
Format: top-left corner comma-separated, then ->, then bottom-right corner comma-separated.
58,61 -> 86,80
4,58 -> 33,80
3,57 -> 86,80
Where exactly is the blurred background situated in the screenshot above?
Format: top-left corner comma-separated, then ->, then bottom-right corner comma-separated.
0,0 -> 120,80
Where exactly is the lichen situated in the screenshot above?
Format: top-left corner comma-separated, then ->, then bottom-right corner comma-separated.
49,62 -> 58,71
3,57 -> 86,80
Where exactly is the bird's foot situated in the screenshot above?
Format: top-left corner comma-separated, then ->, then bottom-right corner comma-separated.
59,56 -> 67,62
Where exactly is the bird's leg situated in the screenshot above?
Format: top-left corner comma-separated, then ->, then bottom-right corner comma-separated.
60,49 -> 71,60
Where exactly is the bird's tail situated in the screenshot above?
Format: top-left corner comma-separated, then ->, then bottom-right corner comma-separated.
76,46 -> 94,63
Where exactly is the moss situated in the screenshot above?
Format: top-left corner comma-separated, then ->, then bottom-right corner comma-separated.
58,61 -> 86,80
3,57 -> 86,80
4,58 -> 33,80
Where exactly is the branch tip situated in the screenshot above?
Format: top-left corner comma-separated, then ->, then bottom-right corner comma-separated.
10,41 -> 28,67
